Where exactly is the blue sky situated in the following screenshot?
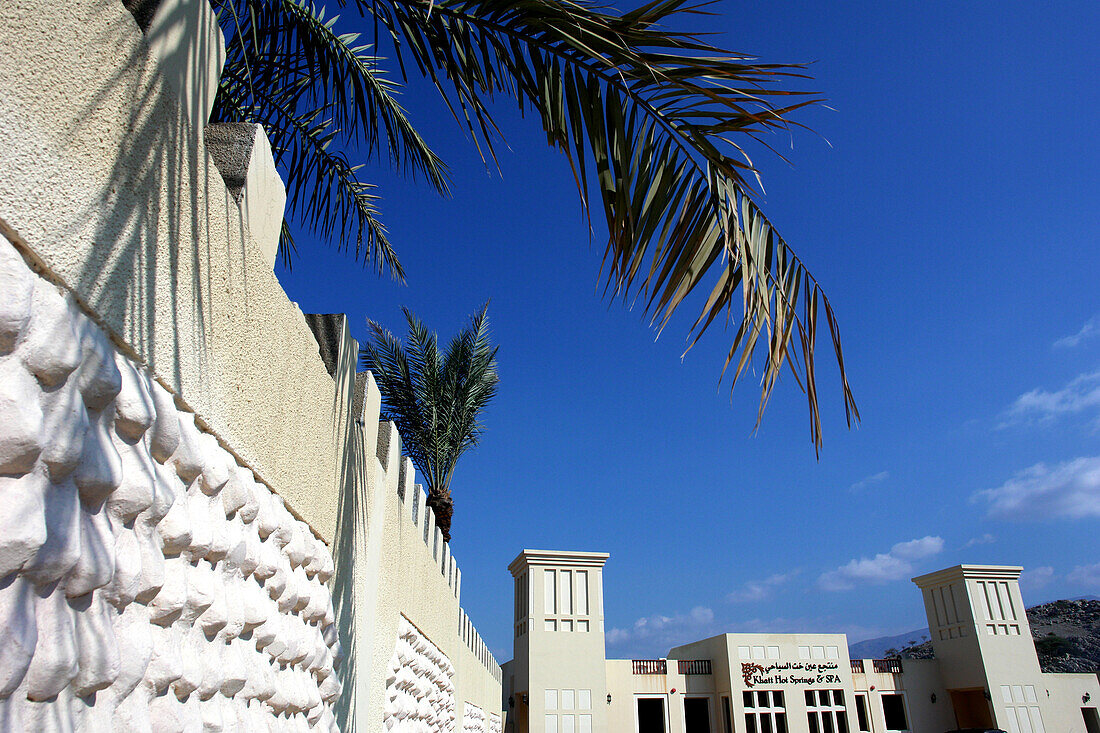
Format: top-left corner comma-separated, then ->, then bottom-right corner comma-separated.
275,0 -> 1100,660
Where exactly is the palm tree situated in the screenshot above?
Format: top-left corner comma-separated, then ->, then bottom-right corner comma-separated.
205,0 -> 858,450
360,305 -> 499,541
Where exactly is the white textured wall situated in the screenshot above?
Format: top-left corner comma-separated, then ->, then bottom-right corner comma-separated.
462,702 -> 486,733
384,616 -> 457,732
0,234 -> 341,731
0,0 -> 341,545
330,344 -> 503,732
0,0 -> 503,727
461,701 -> 502,733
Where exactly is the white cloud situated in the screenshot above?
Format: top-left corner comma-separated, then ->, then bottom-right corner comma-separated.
1067,562 -> 1100,589
890,536 -> 945,560
849,471 -> 890,492
1055,315 -> 1100,348
1019,566 -> 1055,590
605,606 -> 718,657
817,536 -> 944,592
1002,370 -> 1100,427
728,570 -> 800,603
975,456 -> 1100,520
963,533 -> 996,548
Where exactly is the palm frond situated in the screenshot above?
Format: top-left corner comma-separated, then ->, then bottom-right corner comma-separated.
210,0 -> 451,274
216,64 -> 402,277
370,0 -> 857,451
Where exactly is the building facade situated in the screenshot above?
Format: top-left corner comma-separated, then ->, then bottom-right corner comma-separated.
502,552 -> 1100,733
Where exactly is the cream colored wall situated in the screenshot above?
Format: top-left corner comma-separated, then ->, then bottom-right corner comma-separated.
0,0 -> 501,728
0,0 -> 342,544
1042,673 -> 1100,733
328,325 -> 501,733
852,659 -> 955,733
912,565 -> 1075,733
606,660 -> 644,732
606,655 -> 719,733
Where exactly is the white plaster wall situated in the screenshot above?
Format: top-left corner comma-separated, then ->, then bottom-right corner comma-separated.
0,0 -> 503,727
330,340 -> 502,732
462,701 -> 487,733
460,699 -> 500,733
0,233 -> 340,730
384,616 -> 457,732
0,0 -> 342,544
1042,672 -> 1100,733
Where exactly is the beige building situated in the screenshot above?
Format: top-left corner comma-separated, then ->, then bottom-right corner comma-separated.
502,552 -> 1100,733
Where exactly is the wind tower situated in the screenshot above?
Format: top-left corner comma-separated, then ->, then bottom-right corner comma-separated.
507,550 -> 610,733
912,565 -> 1052,732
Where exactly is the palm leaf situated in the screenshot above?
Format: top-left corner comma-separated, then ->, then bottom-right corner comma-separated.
369,0 -> 857,451
210,0 -> 450,274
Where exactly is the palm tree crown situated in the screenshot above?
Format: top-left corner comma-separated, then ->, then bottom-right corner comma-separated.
360,305 -> 499,541
207,0 -> 857,450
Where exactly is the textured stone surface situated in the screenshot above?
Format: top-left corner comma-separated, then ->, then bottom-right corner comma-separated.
0,0 -> 340,546
461,704 -> 501,733
204,122 -> 286,270
462,702 -> 487,733
0,235 -> 340,730
384,616 -> 457,732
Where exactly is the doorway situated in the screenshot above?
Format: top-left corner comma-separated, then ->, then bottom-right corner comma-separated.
638,697 -> 667,733
685,698 -> 711,733
1083,707 -> 1100,733
949,689 -> 994,729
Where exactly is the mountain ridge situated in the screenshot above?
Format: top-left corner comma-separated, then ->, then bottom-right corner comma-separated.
850,599 -> 1100,673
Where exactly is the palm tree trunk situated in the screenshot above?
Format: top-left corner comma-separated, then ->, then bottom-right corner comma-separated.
426,493 -> 453,543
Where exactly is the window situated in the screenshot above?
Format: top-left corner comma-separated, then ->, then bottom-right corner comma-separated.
744,690 -> 787,733
806,690 -> 848,733
561,570 -> 573,614
545,715 -> 558,733
881,694 -> 908,731
578,620 -> 590,632
562,690 -> 575,710
578,690 -> 591,710
544,570 -> 556,614
854,695 -> 869,732
577,571 -> 589,614
561,714 -> 575,733
1005,704 -> 1046,733
578,715 -> 592,733
562,620 -> 573,632
546,690 -> 558,710
722,697 -> 733,733
545,620 -> 557,632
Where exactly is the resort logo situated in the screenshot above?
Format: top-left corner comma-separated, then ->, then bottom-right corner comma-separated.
741,661 -> 843,687
741,662 -> 765,686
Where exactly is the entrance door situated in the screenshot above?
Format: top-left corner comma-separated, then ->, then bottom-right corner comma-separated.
638,697 -> 667,733
685,698 -> 711,733
949,689 -> 994,729
1083,707 -> 1100,733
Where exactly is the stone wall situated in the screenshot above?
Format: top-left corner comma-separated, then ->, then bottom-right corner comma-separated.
325,321 -> 503,732
0,234 -> 340,730
0,0 -> 503,729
